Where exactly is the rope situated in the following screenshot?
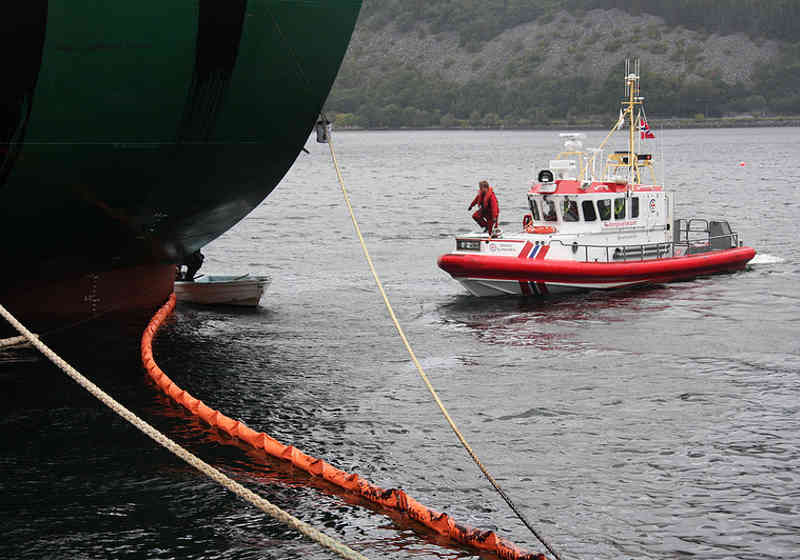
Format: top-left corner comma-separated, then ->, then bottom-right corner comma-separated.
0,301 -> 369,560
326,135 -> 565,560
1,297 -> 132,346
1,334 -> 37,348
143,296 -> 545,560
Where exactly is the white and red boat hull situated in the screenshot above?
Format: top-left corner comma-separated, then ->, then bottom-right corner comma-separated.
438,246 -> 756,297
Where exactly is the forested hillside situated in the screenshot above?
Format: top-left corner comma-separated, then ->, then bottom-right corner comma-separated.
324,1 -> 800,128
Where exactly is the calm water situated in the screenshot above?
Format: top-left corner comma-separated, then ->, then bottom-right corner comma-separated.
2,128 -> 798,560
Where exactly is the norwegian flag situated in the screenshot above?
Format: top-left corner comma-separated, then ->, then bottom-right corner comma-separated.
639,116 -> 655,139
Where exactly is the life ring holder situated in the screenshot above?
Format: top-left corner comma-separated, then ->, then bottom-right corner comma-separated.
522,214 -> 556,235
522,214 -> 533,232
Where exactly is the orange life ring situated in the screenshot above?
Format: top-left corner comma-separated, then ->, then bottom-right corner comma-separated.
522,214 -> 533,232
522,215 -> 556,234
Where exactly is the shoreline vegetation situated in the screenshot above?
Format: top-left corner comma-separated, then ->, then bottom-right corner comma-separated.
329,114 -> 800,131
325,2 -> 800,132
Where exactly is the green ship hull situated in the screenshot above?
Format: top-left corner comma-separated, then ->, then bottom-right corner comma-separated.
0,0 -> 361,325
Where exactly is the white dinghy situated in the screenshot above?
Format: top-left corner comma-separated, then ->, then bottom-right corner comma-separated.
174,274 -> 271,306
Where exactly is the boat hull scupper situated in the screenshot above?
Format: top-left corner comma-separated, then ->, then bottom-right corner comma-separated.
438,245 -> 756,297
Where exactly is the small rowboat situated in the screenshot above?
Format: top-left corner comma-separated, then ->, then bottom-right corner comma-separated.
174,274 -> 270,306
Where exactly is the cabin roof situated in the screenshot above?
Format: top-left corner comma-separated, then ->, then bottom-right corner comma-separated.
529,180 -> 663,195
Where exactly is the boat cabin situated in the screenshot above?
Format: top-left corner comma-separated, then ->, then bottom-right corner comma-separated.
523,175 -> 673,262
522,131 -> 674,258
527,180 -> 670,233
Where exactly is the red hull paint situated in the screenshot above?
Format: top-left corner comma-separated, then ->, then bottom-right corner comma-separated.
529,179 -> 663,195
0,263 -> 175,334
438,247 -> 756,285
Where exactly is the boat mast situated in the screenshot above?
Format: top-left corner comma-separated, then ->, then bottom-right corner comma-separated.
624,59 -> 643,184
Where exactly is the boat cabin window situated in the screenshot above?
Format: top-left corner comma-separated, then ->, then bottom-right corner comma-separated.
614,198 -> 626,219
542,198 -> 557,221
582,200 -> 597,221
631,197 -> 639,218
528,196 -> 540,220
563,199 -> 579,222
598,199 -> 612,220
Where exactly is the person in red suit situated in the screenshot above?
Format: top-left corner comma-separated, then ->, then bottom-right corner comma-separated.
468,180 -> 500,236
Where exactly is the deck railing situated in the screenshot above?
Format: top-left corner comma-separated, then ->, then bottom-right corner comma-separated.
550,223 -> 740,263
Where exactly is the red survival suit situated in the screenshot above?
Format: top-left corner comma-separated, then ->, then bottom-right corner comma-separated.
469,185 -> 499,235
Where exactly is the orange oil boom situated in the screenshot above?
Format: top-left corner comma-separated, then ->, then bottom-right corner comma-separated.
141,294 -> 546,560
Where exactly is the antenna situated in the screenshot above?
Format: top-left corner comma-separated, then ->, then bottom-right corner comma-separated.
624,59 -> 629,97
624,59 -> 628,96
660,122 -> 665,188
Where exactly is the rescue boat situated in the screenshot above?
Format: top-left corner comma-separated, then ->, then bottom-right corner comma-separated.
438,60 -> 756,297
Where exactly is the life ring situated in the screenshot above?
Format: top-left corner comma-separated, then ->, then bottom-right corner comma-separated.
522,214 -> 534,232
532,225 -> 556,234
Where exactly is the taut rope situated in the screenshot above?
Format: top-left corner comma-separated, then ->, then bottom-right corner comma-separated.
326,133 -> 565,560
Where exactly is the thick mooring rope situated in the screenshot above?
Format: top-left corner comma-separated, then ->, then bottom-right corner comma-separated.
326,135 -> 565,560
0,301 -> 369,560
0,334 -> 36,348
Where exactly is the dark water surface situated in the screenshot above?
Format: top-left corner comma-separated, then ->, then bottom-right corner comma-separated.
2,129 -> 798,560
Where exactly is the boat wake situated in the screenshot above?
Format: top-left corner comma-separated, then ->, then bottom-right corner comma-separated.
750,253 -> 785,265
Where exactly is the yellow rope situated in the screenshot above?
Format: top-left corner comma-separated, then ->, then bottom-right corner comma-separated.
326,137 -> 564,560
0,302 -> 369,560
